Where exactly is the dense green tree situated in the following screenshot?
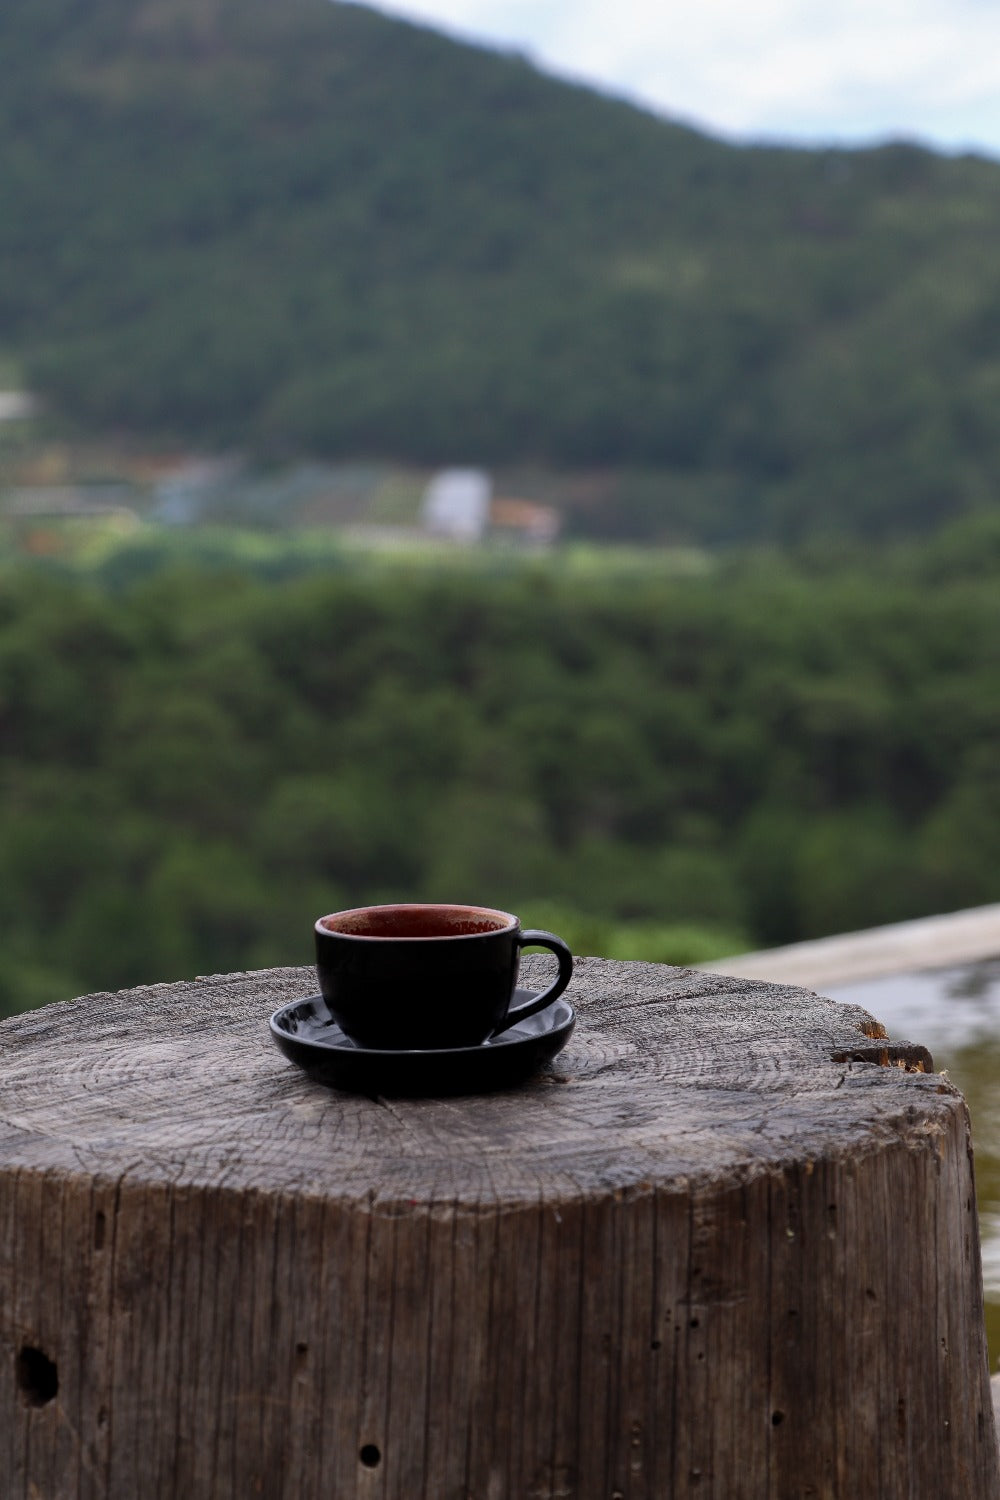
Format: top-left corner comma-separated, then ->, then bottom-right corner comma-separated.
1,531 -> 999,1011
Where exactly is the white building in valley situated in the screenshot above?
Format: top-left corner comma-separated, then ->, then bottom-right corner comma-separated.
421,469 -> 492,542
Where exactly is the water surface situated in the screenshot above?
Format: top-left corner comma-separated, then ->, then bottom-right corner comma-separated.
828,959 -> 1000,1369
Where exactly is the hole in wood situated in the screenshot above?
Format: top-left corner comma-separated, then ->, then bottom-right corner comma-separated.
359,1444 -> 381,1468
17,1346 -> 58,1407
772,1410 -> 785,1426
93,1211 -> 106,1251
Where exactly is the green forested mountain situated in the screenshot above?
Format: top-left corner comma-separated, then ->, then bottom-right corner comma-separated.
4,0 -> 1000,541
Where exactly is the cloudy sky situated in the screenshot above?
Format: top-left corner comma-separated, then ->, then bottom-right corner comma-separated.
365,0 -> 1000,157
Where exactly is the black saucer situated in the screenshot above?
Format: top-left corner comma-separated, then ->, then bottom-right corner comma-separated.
269,989 -> 575,1096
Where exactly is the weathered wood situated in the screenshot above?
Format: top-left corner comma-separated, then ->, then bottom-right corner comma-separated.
0,956 -> 995,1499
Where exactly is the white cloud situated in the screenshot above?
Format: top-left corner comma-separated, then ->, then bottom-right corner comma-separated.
362,0 -> 1000,154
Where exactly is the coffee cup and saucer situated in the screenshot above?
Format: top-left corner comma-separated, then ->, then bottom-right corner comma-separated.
269,903 -> 575,1095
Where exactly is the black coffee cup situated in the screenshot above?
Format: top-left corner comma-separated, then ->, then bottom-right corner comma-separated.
314,903 -> 574,1051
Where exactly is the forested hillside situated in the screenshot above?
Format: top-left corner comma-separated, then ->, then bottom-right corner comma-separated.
3,0 -> 1000,542
3,516 -> 1000,1012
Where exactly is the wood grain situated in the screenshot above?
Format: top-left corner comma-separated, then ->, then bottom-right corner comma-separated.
0,956 -> 995,1498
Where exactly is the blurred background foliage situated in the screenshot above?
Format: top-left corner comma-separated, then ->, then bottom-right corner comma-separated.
2,0 -> 1000,1012
1,521 -> 999,1012
5,0 -> 1000,544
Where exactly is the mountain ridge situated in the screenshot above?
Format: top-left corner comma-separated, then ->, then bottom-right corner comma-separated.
3,0 -> 1000,542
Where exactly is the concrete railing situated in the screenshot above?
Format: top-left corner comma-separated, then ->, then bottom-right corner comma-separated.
701,902 -> 1000,990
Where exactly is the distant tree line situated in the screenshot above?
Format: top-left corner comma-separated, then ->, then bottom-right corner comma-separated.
2,516 -> 1000,1012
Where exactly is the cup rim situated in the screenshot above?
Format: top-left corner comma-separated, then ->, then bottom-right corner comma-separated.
315,902 -> 519,941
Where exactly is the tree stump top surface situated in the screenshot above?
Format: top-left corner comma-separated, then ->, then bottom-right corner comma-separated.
0,956 -> 958,1206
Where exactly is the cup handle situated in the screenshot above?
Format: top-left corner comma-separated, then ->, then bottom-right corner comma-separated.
492,930 -> 574,1036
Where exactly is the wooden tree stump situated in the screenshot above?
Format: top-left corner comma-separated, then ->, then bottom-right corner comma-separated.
0,956 -> 996,1499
